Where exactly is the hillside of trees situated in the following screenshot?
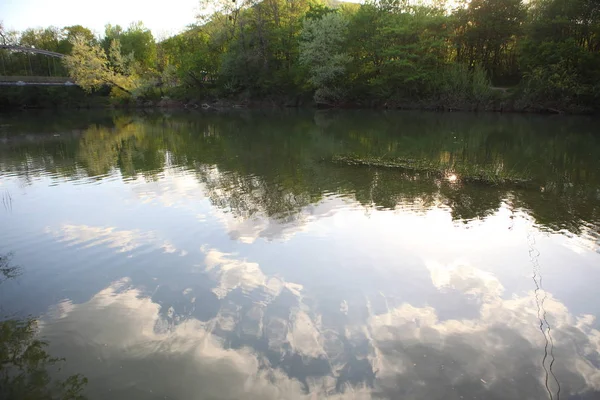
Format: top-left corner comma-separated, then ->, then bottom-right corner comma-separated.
1,0 -> 599,113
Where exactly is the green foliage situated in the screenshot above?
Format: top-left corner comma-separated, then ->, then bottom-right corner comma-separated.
432,64 -> 494,107
102,22 -> 157,72
63,37 -> 138,95
454,0 -> 526,84
1,0 -> 599,112
0,24 -> 95,78
209,0 -> 314,96
520,61 -> 599,112
158,30 -> 217,88
57,26 -> 96,55
516,0 -> 600,111
300,12 -> 351,104
108,39 -> 134,75
367,5 -> 451,99
305,3 -> 336,20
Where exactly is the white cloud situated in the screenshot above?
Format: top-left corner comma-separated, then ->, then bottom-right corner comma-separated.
426,260 -> 505,302
202,247 -> 302,300
39,252 -> 600,400
366,263 -> 600,399
286,310 -> 326,359
40,278 -> 365,400
46,224 -> 180,255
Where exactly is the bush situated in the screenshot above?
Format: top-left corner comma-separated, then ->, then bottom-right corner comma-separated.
432,64 -> 495,108
518,60 -> 599,113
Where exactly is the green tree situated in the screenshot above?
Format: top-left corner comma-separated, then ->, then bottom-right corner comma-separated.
300,12 -> 352,104
518,0 -> 600,110
103,22 -> 157,71
57,25 -> 96,55
377,5 -> 451,98
63,36 -> 137,95
19,27 -> 62,52
158,30 -> 217,88
3,0 -> 600,112
453,0 -> 525,84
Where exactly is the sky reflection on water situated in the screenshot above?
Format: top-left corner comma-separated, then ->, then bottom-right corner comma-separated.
1,110 -> 600,399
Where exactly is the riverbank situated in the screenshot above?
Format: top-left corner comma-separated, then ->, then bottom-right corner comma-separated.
131,95 -> 597,115
1,86 -> 597,115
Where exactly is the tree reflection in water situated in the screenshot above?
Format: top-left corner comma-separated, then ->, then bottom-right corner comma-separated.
1,110 -> 600,399
0,254 -> 88,400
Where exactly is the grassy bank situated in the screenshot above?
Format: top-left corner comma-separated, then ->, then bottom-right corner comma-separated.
0,85 -> 596,116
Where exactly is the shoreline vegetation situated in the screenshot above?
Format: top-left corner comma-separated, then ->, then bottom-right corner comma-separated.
0,87 -> 592,115
1,0 -> 599,115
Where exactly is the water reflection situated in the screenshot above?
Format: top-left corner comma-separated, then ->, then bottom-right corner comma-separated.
0,254 -> 88,400
0,253 -> 19,285
1,111 -> 599,238
39,250 -> 600,399
47,224 -> 183,255
1,110 -> 600,399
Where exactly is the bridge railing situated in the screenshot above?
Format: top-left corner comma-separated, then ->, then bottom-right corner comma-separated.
0,45 -> 65,58
0,76 -> 72,83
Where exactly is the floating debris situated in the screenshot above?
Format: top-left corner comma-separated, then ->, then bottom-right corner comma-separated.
329,155 -> 532,187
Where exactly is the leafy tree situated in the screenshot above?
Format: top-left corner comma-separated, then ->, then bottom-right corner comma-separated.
300,12 -> 352,104
102,22 -> 156,71
518,0 -> 600,110
453,0 -> 526,84
57,26 -> 96,55
158,29 -> 217,88
3,0 -> 600,112
0,22 -> 8,45
119,22 -> 157,71
108,39 -> 134,75
208,0 -> 312,95
63,36 -> 137,95
19,27 -> 62,52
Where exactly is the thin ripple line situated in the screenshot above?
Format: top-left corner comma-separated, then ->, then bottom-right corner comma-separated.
528,228 -> 561,400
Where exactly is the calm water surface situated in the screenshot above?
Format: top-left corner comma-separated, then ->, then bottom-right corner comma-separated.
1,110 -> 600,399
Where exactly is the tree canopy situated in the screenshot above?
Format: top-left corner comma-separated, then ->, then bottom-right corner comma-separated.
1,0 -> 599,112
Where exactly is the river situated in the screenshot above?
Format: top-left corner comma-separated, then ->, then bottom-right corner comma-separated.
1,110 -> 599,399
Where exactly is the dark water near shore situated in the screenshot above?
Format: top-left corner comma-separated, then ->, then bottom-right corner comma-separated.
1,110 -> 600,400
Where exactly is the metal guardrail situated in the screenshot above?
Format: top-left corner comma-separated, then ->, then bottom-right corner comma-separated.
0,76 -> 77,86
0,82 -> 77,86
0,45 -> 65,58
0,76 -> 71,83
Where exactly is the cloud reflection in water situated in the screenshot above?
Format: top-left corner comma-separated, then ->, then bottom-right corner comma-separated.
40,250 -> 600,400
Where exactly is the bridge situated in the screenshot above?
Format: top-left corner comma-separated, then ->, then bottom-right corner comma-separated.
0,45 -> 76,85
0,45 -> 65,59
0,76 -> 76,86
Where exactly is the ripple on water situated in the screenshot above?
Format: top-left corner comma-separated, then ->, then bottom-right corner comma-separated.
1,111 -> 600,400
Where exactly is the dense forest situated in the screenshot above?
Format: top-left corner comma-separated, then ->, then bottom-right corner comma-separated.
1,0 -> 599,113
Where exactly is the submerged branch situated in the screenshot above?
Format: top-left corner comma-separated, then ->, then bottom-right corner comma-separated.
329,155 -> 532,187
